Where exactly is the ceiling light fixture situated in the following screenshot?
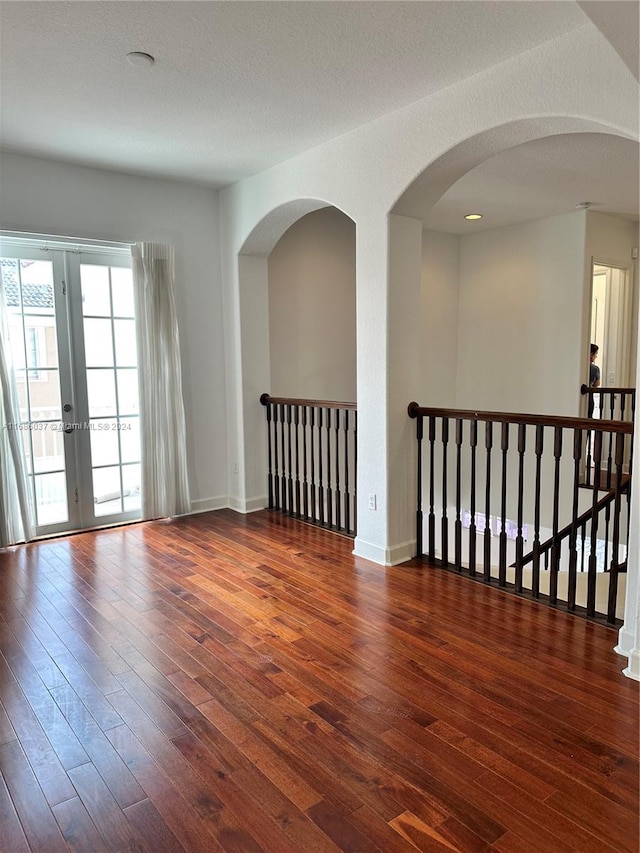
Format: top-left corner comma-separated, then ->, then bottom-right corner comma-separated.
464,213 -> 483,220
126,51 -> 155,68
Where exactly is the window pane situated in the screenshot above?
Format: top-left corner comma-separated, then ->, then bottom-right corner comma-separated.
7,311 -> 26,368
23,318 -> 58,369
120,417 -> 140,463
83,318 -> 114,367
15,370 -> 29,421
90,419 -> 120,467
31,422 -> 65,473
19,261 -> 55,316
34,472 -> 68,525
87,369 -> 117,418
21,429 -> 33,475
114,320 -> 137,367
81,264 -> 111,316
117,369 -> 139,415
122,464 -> 141,512
111,267 -> 135,317
93,466 -> 122,516
28,369 -> 61,421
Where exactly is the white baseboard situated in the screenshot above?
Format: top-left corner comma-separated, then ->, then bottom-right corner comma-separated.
190,496 -> 228,514
615,625 -> 637,659
353,537 -> 416,566
623,649 -> 640,681
227,496 -> 268,514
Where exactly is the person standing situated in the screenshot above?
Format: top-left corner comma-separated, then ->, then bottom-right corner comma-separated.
589,343 -> 600,417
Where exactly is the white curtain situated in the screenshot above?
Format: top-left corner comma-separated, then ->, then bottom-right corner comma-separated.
0,274 -> 35,546
132,242 -> 190,519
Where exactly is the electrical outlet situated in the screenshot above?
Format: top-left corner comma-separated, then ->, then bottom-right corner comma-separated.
368,493 -> 377,510
233,461 -> 239,474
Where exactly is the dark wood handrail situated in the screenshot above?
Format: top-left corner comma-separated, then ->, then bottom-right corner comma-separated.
580,384 -> 636,396
407,402 -> 632,434
261,393 -> 357,410
515,478 -> 630,569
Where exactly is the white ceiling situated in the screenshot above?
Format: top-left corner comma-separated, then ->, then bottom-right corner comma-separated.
423,133 -> 640,234
1,1 -> 585,186
0,2 -> 637,234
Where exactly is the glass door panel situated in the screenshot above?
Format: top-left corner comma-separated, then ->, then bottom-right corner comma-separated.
77,259 -> 141,522
0,254 -> 70,530
1,243 -> 141,535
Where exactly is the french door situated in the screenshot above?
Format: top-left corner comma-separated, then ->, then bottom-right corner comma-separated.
1,240 -> 142,536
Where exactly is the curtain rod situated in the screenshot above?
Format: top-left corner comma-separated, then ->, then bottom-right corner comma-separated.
0,230 -> 134,252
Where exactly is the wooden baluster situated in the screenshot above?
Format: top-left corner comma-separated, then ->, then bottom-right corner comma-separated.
280,403 -> 287,511
454,419 -> 463,571
483,421 -> 493,583
416,415 -> 424,558
287,405 -> 294,515
294,406 -> 301,517
335,408 -> 341,531
353,410 -> 358,535
549,427 -> 563,604
344,410 -> 351,535
587,430 -> 603,617
428,416 -> 436,563
498,422 -> 509,587
441,418 -> 449,567
620,391 -> 627,422
310,406 -> 316,522
580,519 -> 586,573
325,408 -> 333,527
532,425 -> 544,598
302,406 -> 309,521
605,393 -> 615,489
318,408 -> 325,525
585,423 -> 593,487
515,424 -> 526,593
266,402 -> 274,509
567,429 -> 582,611
468,420 -> 478,577
273,403 -> 281,511
607,432 -> 626,624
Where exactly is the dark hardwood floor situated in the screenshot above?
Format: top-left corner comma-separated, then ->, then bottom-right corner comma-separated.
0,509 -> 638,853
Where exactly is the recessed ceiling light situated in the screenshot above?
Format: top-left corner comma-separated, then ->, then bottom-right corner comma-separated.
464,213 -> 483,221
126,51 -> 155,68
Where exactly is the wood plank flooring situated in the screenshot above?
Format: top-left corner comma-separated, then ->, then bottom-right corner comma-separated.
0,509 -> 637,853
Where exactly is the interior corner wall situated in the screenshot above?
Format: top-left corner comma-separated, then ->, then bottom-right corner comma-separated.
585,211 -> 639,384
455,211 -> 587,416
0,151 -> 227,510
421,230 -> 460,407
267,207 -> 356,401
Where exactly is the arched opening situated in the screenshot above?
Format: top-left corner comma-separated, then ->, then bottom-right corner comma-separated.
388,123 -> 638,626
233,199 -> 356,519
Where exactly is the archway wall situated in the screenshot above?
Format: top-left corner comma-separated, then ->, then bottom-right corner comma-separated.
219,22 -> 638,559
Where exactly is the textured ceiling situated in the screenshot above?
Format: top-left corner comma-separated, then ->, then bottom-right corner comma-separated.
0,1 -> 585,186
423,133 -> 640,234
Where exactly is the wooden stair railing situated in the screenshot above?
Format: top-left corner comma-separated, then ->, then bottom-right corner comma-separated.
260,394 -> 357,536
408,402 -> 633,625
580,385 -> 635,489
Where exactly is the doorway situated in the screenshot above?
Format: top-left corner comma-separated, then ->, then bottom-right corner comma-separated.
0,241 -> 141,537
590,261 -> 633,415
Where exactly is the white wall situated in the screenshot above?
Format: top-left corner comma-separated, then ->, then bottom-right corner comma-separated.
456,211 -> 587,416
421,230 -> 460,407
268,207 -> 356,401
0,152 -> 226,510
